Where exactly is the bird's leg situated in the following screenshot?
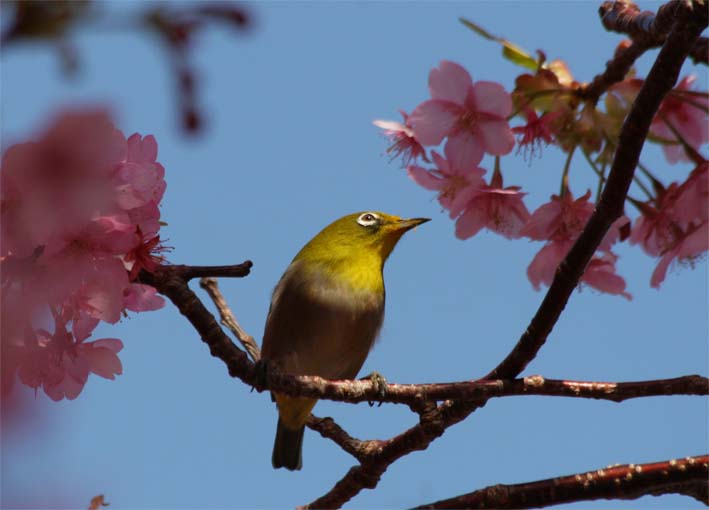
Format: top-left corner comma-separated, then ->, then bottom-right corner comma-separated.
360,371 -> 388,406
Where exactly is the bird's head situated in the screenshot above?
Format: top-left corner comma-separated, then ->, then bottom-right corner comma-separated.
295,212 -> 429,269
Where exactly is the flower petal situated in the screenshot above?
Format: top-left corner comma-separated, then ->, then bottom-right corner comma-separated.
407,165 -> 443,191
455,206 -> 486,239
527,241 -> 571,291
124,283 -> 165,312
472,81 -> 512,117
445,131 -> 484,170
479,119 -> 515,156
651,249 -> 677,289
409,100 -> 460,146
86,345 -> 123,380
429,61 -> 472,104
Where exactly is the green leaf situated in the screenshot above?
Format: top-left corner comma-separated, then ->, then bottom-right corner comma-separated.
459,17 -> 498,41
460,17 -> 538,71
502,45 -> 538,71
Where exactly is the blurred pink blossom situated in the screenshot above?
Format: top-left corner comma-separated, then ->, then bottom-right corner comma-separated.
650,76 -> 709,164
409,61 -> 514,170
1,110 -> 167,399
16,315 -> 124,402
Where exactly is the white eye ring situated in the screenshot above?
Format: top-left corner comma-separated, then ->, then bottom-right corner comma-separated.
357,212 -> 379,227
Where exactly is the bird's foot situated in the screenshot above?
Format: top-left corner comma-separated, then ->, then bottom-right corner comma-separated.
360,371 -> 388,406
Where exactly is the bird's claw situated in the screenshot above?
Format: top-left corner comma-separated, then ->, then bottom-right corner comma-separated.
360,371 -> 387,406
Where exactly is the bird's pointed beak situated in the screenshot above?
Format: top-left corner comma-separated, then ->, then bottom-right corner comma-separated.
396,217 -> 431,231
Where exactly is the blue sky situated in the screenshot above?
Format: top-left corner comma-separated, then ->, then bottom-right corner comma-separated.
1,2 -> 707,509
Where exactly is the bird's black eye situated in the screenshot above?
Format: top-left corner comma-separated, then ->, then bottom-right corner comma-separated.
357,212 -> 379,227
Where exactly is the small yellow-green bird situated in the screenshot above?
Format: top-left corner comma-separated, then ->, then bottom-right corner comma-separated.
261,211 -> 429,470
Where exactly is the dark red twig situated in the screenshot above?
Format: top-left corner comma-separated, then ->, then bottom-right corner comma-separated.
577,40 -> 648,104
415,454 -> 709,509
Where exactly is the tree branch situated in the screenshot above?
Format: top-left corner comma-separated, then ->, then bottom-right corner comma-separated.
599,0 -> 708,65
262,373 -> 709,405
577,40 -> 648,104
139,263 -> 261,384
175,261 -> 253,280
306,416 -> 375,462
414,454 -> 709,509
199,276 -> 261,362
143,264 -> 709,407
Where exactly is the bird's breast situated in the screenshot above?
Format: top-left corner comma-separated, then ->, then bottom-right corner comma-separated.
261,261 -> 385,380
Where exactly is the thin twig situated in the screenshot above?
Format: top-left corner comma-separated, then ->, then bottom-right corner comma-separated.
199,277 -> 261,362
179,262 -> 253,280
306,416 -> 374,462
577,39 -> 649,104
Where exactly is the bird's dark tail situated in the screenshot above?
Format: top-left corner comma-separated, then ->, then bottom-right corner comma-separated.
272,418 -> 304,470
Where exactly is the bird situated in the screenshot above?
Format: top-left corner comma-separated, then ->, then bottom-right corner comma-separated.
261,211 -> 429,470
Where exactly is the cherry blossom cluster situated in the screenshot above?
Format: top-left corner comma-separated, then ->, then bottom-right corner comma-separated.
375,56 -> 708,296
1,110 -> 167,400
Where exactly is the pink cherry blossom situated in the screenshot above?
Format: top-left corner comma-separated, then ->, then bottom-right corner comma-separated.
527,239 -> 572,291
1,111 -> 126,258
521,190 -> 595,242
407,147 -> 485,218
581,252 -> 632,300
650,75 -> 709,164
124,233 -> 167,280
454,171 -> 530,240
511,108 -> 561,158
523,189 -> 631,298
409,61 -> 515,170
675,162 -> 708,227
124,283 -> 166,312
631,164 -> 707,288
527,240 -> 631,299
650,221 -> 708,288
630,166 -> 707,260
1,110 -> 166,399
15,315 -> 124,401
373,111 -> 428,166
